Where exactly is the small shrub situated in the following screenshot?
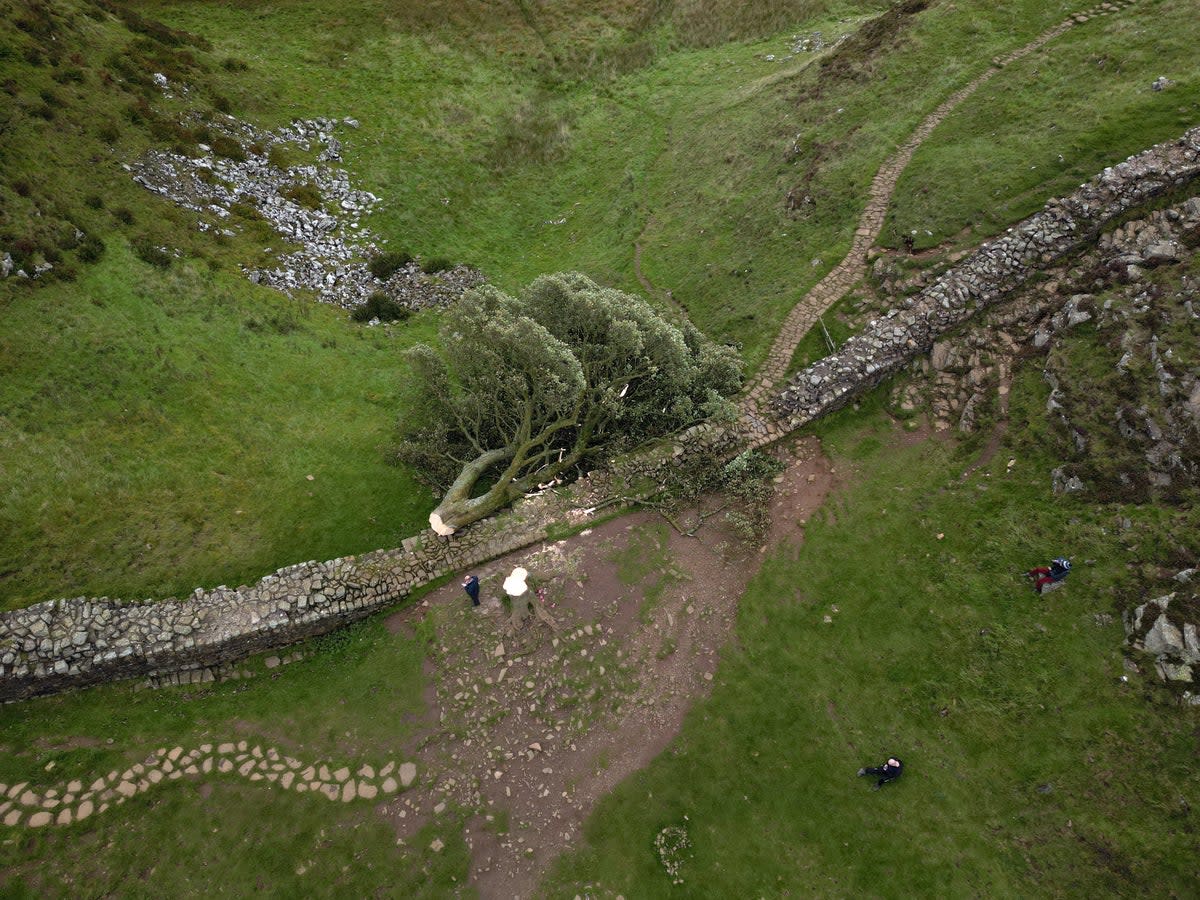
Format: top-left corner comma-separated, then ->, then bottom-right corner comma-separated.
420,256 -> 453,274
56,227 -> 79,251
282,181 -> 323,210
113,207 -> 135,225
221,57 -> 249,72
97,121 -> 120,144
351,292 -> 411,323
131,236 -> 171,268
53,66 -> 86,85
11,179 -> 31,198
209,134 -> 245,161
368,251 -> 413,281
84,194 -> 105,210
267,145 -> 292,169
212,94 -> 232,114
229,201 -> 262,221
11,236 -> 38,262
77,234 -> 106,262
123,99 -> 151,125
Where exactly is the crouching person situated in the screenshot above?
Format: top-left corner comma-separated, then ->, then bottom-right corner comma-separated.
857,756 -> 903,790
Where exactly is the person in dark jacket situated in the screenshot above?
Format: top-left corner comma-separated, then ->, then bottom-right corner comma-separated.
1027,557 -> 1071,594
857,756 -> 903,790
462,574 -> 480,607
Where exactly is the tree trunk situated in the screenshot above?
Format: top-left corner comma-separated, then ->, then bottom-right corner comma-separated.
428,446 -> 518,534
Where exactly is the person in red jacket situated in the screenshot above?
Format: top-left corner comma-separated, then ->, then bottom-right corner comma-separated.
1027,557 -> 1071,594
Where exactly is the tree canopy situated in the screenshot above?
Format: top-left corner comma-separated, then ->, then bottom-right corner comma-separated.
396,272 -> 742,533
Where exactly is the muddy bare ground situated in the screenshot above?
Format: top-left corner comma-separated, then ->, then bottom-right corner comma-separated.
380,436 -> 837,898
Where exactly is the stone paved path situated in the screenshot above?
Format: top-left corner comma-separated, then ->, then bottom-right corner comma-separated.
0,742 -> 417,829
737,0 -> 1141,449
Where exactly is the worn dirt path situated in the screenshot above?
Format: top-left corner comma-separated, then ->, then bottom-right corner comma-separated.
380,436 -> 837,898
738,0 -> 1141,446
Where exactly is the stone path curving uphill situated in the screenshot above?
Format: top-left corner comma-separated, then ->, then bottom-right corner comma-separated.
0,743 -> 417,829
739,0 -> 1141,447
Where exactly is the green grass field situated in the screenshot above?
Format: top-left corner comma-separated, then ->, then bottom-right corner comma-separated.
3,0 -> 1199,893
547,390 -> 1200,897
5,0 -> 1197,609
3,372 -> 1195,896
0,245 -> 438,609
887,0 -> 1200,250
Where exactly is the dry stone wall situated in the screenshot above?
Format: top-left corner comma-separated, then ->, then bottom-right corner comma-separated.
0,424 -> 737,703
772,126 -> 1200,427
0,494 -> 564,702
6,127 -> 1200,703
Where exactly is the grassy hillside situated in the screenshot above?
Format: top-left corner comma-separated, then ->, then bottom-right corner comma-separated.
887,0 -> 1200,250
4,0 -> 1197,609
547,389 -> 1199,897
2,350 -> 1196,895
0,0 -> 440,609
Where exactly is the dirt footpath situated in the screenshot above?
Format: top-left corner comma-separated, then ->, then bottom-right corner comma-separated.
382,436 -> 836,898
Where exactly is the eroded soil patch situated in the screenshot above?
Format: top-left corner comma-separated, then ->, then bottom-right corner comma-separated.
380,436 -> 835,897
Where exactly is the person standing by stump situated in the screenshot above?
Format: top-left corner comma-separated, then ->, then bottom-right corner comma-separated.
857,756 -> 903,790
462,574 -> 480,607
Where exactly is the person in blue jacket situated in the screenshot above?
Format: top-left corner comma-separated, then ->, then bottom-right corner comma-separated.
1027,557 -> 1071,594
462,574 -> 480,607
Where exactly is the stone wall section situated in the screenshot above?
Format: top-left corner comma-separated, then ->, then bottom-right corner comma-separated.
771,126 -> 1200,429
0,423 -> 736,703
5,127 -> 1200,703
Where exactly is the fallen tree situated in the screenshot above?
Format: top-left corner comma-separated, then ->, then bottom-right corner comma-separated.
395,272 -> 742,533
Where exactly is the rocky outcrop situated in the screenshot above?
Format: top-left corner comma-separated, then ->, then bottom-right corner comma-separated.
890,194 -> 1200,499
773,125 -> 1200,426
1124,590 -> 1200,686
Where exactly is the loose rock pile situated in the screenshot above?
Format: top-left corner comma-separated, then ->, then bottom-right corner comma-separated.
131,115 -> 484,311
376,259 -> 487,314
132,116 -> 380,307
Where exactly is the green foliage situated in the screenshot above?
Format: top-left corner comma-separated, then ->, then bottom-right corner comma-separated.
130,235 -> 171,268
397,273 -> 742,528
76,233 -> 105,262
419,255 -> 452,274
208,133 -> 245,161
280,180 -> 323,210
350,290 -> 411,323
266,143 -> 292,168
367,249 -> 413,280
